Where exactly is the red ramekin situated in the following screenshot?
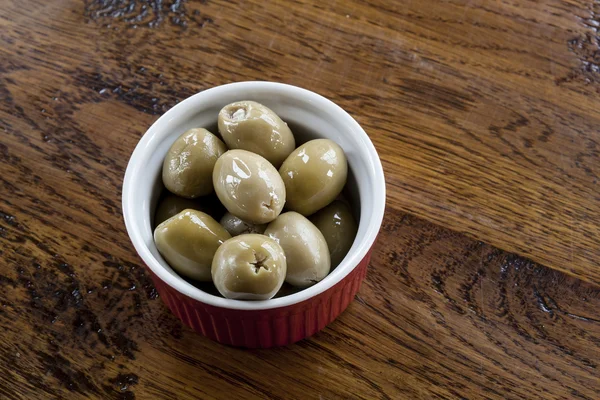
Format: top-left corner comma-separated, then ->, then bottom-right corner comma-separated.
122,82 -> 386,348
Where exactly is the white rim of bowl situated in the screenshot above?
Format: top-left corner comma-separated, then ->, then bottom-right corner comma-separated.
122,81 -> 386,311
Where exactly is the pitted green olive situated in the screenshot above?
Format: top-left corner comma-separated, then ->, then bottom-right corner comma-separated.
211,234 -> 287,300
154,209 -> 231,281
279,139 -> 348,216
213,150 -> 286,224
220,212 -> 267,236
218,101 -> 295,168
310,200 -> 358,268
162,128 -> 227,198
264,212 -> 330,288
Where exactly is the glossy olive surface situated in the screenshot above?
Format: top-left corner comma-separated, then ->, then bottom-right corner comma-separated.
279,139 -> 348,216
162,128 -> 227,198
211,234 -> 287,300
309,200 -> 358,268
154,209 -> 231,281
220,212 -> 267,236
218,101 -> 295,168
264,211 -> 330,288
213,149 -> 286,224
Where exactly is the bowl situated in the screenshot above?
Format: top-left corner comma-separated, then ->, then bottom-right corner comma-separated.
122,81 -> 386,348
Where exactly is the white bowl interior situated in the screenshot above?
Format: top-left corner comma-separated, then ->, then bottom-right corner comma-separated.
123,82 -> 385,311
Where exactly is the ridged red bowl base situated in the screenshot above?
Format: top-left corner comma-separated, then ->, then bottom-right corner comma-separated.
147,252 -> 370,348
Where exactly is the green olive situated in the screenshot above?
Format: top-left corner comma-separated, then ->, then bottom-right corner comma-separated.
279,139 -> 348,216
220,212 -> 267,236
309,201 -> 358,268
264,212 -> 330,288
154,209 -> 231,281
162,128 -> 227,198
218,101 -> 295,168
211,234 -> 287,300
213,149 -> 286,224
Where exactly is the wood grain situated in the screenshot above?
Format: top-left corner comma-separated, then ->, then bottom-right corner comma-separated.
1,0 -> 600,398
2,207 -> 599,399
2,0 -> 599,284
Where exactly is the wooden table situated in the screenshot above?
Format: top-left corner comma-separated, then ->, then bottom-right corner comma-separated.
1,0 -> 599,398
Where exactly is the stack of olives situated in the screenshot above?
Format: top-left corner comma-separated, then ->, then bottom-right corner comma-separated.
153,101 -> 358,300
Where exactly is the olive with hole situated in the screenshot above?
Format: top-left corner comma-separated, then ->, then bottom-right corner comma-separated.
154,193 -> 226,227
310,200 -> 358,268
279,139 -> 348,216
264,211 -> 330,288
220,212 -> 267,236
218,101 -> 295,168
211,234 -> 287,300
213,149 -> 286,224
154,209 -> 231,281
162,128 -> 227,198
